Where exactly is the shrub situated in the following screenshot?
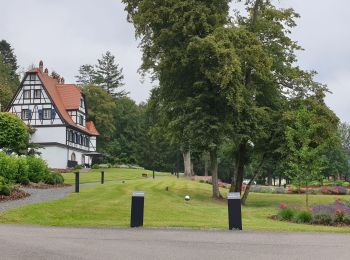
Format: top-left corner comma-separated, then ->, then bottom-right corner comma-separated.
278,208 -> 296,221
15,156 -> 29,184
335,180 -> 344,186
312,213 -> 333,225
0,184 -> 11,196
199,180 -> 205,183
74,164 -> 83,170
334,209 -> 345,223
0,152 -> 18,182
294,211 -> 312,223
27,156 -> 49,183
44,173 -> 64,185
343,215 -> 350,225
92,164 -> 99,169
342,182 -> 350,187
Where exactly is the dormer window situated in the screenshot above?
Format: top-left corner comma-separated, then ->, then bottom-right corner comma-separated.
79,115 -> 84,125
34,89 -> 41,99
43,109 -> 51,120
23,90 -> 31,99
29,74 -> 36,81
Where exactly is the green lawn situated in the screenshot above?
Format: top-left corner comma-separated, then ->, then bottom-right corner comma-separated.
62,168 -> 170,184
1,170 -> 350,232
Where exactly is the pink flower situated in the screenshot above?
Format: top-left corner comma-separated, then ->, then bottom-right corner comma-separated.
279,203 -> 288,209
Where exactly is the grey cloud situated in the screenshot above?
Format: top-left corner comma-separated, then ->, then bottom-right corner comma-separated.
0,0 -> 349,122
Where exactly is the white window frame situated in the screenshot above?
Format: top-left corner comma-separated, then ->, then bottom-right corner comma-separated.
23,90 -> 31,99
43,108 -> 51,120
34,89 -> 41,99
21,109 -> 30,120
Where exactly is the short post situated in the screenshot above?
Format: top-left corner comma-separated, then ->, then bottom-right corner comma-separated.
152,169 -> 155,179
130,191 -> 144,228
228,192 -> 242,230
177,172 -> 179,179
101,171 -> 104,184
75,171 -> 80,193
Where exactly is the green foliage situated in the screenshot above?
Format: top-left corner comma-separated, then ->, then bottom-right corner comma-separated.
44,173 -> 64,185
294,211 -> 312,223
27,156 -> 49,183
0,152 -> 17,182
76,52 -> 126,97
92,164 -> 99,169
312,213 -> 333,225
278,208 -> 295,221
0,112 -> 29,152
0,184 -> 11,196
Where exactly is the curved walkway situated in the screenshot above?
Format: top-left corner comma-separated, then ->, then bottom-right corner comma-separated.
0,186 -> 73,212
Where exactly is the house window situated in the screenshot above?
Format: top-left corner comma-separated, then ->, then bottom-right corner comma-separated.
21,109 -> 30,120
43,109 -> 51,120
29,74 -> 36,81
23,90 -> 31,99
34,89 -> 41,99
71,152 -> 76,161
80,98 -> 84,108
80,135 -> 83,145
78,115 -> 84,125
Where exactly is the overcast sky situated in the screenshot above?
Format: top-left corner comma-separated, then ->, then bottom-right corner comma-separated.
0,0 -> 349,122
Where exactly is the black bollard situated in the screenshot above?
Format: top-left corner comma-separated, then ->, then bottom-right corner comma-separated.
177,172 -> 179,179
228,192 -> 242,230
130,191 -> 144,228
101,171 -> 104,184
75,171 -> 80,193
152,170 -> 155,179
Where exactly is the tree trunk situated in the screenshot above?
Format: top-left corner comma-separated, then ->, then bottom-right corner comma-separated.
241,154 -> 266,205
204,157 -> 209,176
210,149 -> 221,199
230,142 -> 247,194
183,151 -> 191,177
305,182 -> 309,210
279,175 -> 282,187
267,174 -> 272,186
190,161 -> 195,176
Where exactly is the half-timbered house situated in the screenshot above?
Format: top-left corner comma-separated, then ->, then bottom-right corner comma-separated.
7,61 -> 99,169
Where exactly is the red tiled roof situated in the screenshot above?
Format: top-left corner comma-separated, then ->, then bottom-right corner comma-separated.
56,84 -> 82,110
29,67 -> 99,136
86,121 -> 100,136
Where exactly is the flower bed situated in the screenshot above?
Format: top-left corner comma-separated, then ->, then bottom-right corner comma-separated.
249,185 -> 350,195
0,186 -> 30,203
275,199 -> 350,226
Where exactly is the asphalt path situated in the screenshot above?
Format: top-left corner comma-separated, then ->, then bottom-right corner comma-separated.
0,225 -> 349,260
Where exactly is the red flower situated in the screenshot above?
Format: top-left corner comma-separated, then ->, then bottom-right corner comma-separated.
279,203 -> 288,209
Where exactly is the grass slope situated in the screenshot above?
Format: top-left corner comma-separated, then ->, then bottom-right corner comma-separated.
1,170 -> 350,232
62,168 -> 169,184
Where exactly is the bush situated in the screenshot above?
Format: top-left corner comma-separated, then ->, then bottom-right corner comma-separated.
27,156 -> 49,183
278,208 -> 296,221
44,173 -> 64,185
92,164 -> 99,169
343,215 -> 350,225
0,152 -> 18,182
295,211 -> 312,223
334,209 -> 345,223
342,182 -> 350,187
74,165 -> 83,170
0,184 -> 11,196
312,213 -> 333,225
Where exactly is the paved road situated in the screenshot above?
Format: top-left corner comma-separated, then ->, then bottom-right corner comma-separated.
0,225 -> 349,260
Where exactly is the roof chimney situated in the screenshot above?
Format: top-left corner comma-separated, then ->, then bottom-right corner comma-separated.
39,60 -> 43,72
60,77 -> 65,84
44,68 -> 48,74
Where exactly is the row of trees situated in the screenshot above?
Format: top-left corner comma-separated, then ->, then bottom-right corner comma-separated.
119,0 -> 349,203
76,52 -> 182,172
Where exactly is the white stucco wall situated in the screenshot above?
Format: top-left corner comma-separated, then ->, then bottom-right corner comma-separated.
31,127 -> 66,144
38,146 -> 67,169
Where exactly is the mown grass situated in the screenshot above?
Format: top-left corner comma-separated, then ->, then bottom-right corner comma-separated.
62,168 -> 170,184
1,170 -> 350,232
